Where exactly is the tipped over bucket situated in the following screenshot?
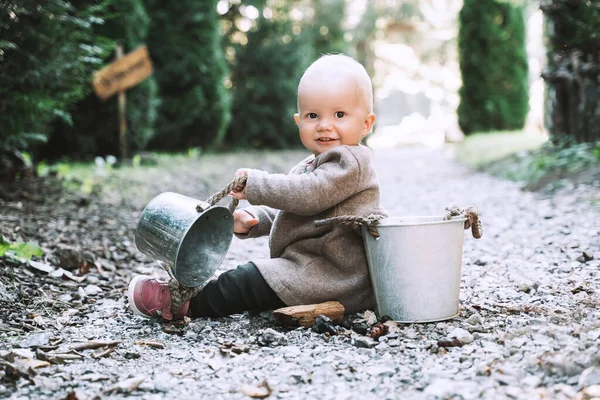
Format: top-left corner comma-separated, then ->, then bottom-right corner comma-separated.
135,192 -> 234,287
362,216 -> 467,323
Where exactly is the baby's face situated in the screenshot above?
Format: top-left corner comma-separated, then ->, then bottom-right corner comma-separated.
294,72 -> 375,157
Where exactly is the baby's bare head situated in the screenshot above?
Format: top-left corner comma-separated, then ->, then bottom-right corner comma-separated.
298,54 -> 373,114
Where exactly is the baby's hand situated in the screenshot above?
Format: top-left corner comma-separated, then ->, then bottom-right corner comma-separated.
233,209 -> 258,234
229,169 -> 250,200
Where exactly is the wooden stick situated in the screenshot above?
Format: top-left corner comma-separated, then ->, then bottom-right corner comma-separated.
116,44 -> 127,161
273,301 -> 345,327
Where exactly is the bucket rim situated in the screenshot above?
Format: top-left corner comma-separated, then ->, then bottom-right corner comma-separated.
134,191 -> 180,250
174,204 -> 232,287
374,215 -> 467,227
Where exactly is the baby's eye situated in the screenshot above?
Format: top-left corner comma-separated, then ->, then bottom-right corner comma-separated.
307,113 -> 318,119
335,111 -> 345,118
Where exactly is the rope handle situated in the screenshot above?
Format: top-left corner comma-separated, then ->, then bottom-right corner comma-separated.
314,214 -> 387,238
168,279 -> 202,316
195,174 -> 248,214
443,204 -> 483,239
166,175 -> 249,305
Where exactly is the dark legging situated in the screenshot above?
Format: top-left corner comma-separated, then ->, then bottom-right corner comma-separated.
188,262 -> 285,317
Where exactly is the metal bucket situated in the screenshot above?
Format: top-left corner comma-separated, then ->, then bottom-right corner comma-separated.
362,216 -> 467,323
135,192 -> 234,287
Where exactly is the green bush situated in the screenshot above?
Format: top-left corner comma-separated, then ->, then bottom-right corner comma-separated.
0,0 -> 109,153
457,0 -> 529,134
224,5 -> 312,150
145,0 -> 231,151
41,0 -> 159,161
471,135 -> 600,190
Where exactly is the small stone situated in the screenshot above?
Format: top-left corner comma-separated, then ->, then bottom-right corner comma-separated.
363,310 -> 377,325
84,284 -> 102,296
579,367 -> 600,388
467,314 -> 482,325
449,328 -> 474,344
517,284 -> 532,293
256,328 -> 287,347
312,315 -> 337,335
19,332 -> 52,349
375,342 -> 390,351
521,374 -> 542,388
367,365 -> 395,377
383,320 -> 401,334
351,321 -> 369,335
352,336 -> 377,349
577,385 -> 600,399
577,251 -> 595,263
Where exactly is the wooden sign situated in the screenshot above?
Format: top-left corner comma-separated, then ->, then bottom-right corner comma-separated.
92,45 -> 153,100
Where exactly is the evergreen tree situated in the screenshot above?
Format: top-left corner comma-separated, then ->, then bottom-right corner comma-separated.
0,0 -> 109,154
145,0 -> 230,150
224,3 -> 312,150
457,0 -> 529,134
42,0 -> 159,160
311,0 -> 348,56
542,0 -> 600,142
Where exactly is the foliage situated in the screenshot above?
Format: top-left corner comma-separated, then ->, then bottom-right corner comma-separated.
457,0 -> 529,135
310,0 -> 348,57
40,0 -> 159,161
0,235 -> 43,262
541,0 -> 600,143
542,0 -> 600,53
145,0 -> 231,151
460,133 -> 600,191
456,131 -> 547,168
223,2 -> 312,150
0,0 -> 110,153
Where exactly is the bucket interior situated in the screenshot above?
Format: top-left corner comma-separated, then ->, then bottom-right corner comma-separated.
175,206 -> 233,287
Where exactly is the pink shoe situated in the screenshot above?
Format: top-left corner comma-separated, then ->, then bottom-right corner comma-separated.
127,275 -> 189,321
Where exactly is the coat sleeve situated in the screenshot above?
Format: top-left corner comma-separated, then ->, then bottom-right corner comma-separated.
245,147 -> 364,216
233,205 -> 278,239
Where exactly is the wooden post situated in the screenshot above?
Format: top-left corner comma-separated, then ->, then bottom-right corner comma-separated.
116,44 -> 127,161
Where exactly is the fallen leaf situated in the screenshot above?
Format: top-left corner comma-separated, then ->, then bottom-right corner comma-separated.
134,340 -> 165,349
70,340 -> 121,351
92,347 -> 114,359
28,260 -> 54,274
104,376 -> 145,393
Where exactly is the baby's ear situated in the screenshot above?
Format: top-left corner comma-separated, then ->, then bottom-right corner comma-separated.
363,113 -> 376,134
294,113 -> 300,125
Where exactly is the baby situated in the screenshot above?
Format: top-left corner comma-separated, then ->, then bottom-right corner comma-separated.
128,54 -> 388,320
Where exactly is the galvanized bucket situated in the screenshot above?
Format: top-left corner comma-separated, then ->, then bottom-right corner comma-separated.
362,216 -> 467,323
135,192 -> 234,287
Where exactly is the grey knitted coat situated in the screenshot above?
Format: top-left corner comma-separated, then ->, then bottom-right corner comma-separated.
237,145 -> 387,313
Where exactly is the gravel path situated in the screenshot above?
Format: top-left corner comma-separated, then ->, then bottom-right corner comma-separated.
3,146 -> 600,400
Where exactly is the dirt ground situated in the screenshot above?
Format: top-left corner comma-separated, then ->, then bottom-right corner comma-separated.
1,146 -> 599,400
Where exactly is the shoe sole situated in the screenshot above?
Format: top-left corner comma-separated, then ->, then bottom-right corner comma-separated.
127,275 -> 152,319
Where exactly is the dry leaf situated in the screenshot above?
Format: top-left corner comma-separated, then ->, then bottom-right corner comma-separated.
104,376 -> 145,394
134,340 -> 166,349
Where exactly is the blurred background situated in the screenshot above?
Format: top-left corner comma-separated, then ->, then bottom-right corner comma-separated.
0,0 -> 598,178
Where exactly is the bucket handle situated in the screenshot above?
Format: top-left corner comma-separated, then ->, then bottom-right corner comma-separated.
314,205 -> 484,240
443,205 -> 483,239
314,214 -> 386,239
166,175 -> 249,316
195,175 -> 248,214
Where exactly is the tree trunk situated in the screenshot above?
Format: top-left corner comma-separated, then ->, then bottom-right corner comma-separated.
541,0 -> 600,143
543,51 -> 600,143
